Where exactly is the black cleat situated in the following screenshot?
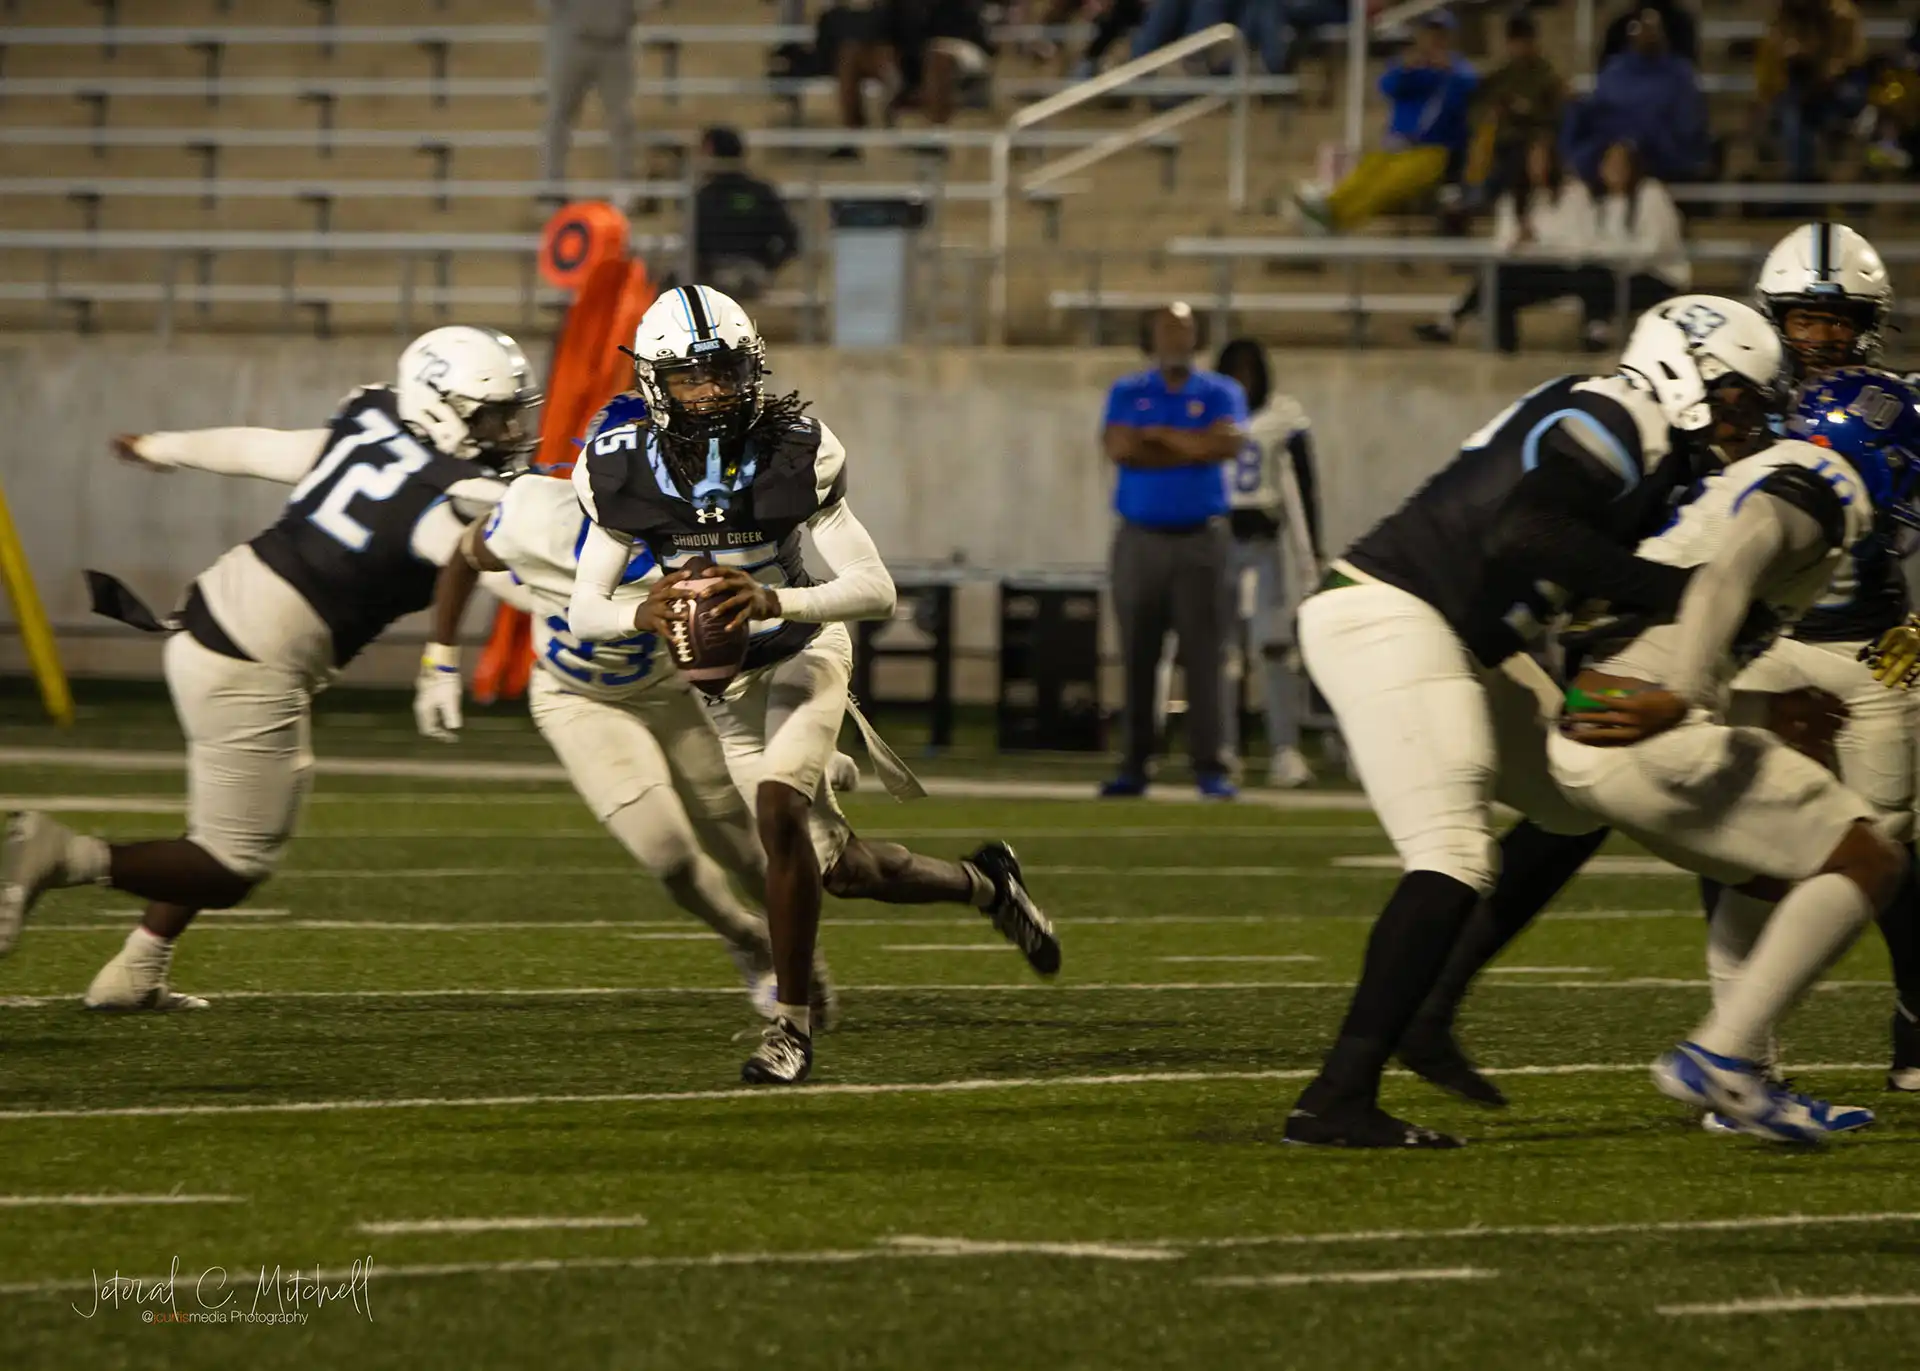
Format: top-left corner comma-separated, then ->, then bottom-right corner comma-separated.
967,841 -> 1062,976
1397,1028 -> 1508,1109
1890,1011 -> 1920,1092
740,1016 -> 813,1085
1283,1106 -> 1464,1149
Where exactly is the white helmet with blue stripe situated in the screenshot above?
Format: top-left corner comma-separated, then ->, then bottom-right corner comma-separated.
1756,222 -> 1893,377
627,284 -> 766,470
1619,294 -> 1785,445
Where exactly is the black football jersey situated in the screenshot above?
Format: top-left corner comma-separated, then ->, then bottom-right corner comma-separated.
580,392 -> 844,672
1345,375 -> 1699,667
249,386 -> 474,666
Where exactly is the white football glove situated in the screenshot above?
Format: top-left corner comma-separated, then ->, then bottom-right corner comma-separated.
414,644 -> 464,742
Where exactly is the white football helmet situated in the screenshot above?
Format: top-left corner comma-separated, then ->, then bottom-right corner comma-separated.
628,285 -> 767,460
1619,295 -> 1786,444
396,325 -> 540,468
1754,222 -> 1894,377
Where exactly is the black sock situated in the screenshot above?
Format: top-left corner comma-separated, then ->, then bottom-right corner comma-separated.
1298,870 -> 1480,1114
1409,823 -> 1611,1039
1877,844 -> 1920,1016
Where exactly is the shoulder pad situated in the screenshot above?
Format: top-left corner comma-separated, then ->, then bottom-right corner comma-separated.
754,416 -> 843,522
1571,375 -> 1669,469
581,391 -> 650,449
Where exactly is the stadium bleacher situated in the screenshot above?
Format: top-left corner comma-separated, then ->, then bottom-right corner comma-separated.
0,0 -> 1912,344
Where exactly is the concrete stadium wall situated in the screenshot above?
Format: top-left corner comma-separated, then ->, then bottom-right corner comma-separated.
0,336 -> 1578,688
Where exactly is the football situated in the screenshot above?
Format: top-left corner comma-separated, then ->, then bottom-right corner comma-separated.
662,554 -> 750,695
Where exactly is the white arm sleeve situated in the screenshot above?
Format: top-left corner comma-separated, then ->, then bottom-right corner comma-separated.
409,501 -> 471,568
135,428 -> 330,484
480,569 -> 538,615
1667,493 -> 1830,708
775,500 -> 897,624
568,522 -> 642,639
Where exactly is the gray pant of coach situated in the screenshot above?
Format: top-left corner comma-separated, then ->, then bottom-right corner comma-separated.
544,18 -> 635,186
1111,518 -> 1230,779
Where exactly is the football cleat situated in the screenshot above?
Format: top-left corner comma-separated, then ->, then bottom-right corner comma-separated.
966,842 -> 1062,976
1099,774 -> 1148,799
1396,1026 -> 1508,1109
740,1016 -> 813,1085
0,811 -> 79,957
1653,1042 -> 1870,1143
1701,1104 -> 1873,1136
84,938 -> 209,1012
1195,772 -> 1239,801
1282,1105 -> 1464,1149
1890,1009 -> 1920,1092
1267,746 -> 1315,790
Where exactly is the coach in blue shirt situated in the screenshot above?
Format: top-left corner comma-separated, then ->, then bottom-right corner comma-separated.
1100,302 -> 1247,799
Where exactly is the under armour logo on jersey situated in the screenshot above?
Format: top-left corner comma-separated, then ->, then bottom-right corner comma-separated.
695,505 -> 727,524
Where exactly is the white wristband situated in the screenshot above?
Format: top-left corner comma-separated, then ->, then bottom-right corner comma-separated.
422,642 -> 461,673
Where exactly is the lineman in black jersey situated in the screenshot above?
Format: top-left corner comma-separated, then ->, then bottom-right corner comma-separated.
1408,228 -> 1920,1110
0,326 -> 538,1008
570,285 -> 1059,1085
1284,296 -> 1787,1149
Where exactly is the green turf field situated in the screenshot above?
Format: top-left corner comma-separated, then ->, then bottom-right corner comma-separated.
2,684 -> 1917,1370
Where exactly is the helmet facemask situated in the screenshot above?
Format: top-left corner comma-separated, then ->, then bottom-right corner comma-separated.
1701,363 -> 1781,462
631,341 -> 766,494
447,392 -> 540,471
1764,295 -> 1885,381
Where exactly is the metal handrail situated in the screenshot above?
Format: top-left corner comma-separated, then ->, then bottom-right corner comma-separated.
986,22 -> 1249,344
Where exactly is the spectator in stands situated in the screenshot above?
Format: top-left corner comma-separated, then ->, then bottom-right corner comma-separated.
1599,0 -> 1698,67
834,0 -> 993,136
1465,13 -> 1566,208
1293,12 -> 1477,234
1128,0 -> 1342,76
1864,17 -> 1920,173
1575,139 -> 1687,347
540,0 -> 636,188
1100,302 -> 1245,801
1415,134 -> 1595,351
1044,0 -> 1147,79
1756,0 -> 1866,183
1563,9 -> 1708,184
693,128 -> 801,304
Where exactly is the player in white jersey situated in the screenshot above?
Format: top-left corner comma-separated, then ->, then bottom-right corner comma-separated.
569,285 -> 1060,1084
417,471 -> 829,1023
0,327 -> 537,1010
1215,338 -> 1322,789
1552,368 -> 1920,1141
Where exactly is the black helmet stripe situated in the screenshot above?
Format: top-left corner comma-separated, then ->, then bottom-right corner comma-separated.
1814,222 -> 1832,283
681,285 -> 715,341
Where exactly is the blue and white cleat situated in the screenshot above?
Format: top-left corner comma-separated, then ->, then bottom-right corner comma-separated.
1655,1042 -> 1871,1143
1702,1102 -> 1873,1136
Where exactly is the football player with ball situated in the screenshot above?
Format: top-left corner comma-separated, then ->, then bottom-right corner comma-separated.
568,286 -> 1061,1085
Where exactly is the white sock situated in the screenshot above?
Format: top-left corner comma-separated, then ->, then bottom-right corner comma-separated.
961,861 -> 996,911
1705,889 -> 1776,1060
1695,873 -> 1874,1060
125,925 -> 172,965
67,834 -> 110,886
777,1002 -> 811,1036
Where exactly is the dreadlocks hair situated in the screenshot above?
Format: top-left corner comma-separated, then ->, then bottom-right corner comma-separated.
744,389 -> 814,445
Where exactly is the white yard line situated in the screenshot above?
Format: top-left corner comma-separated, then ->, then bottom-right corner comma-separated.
1658,1293 -> 1920,1316
0,1062 -> 1885,1124
1195,1211 -> 1920,1249
879,944 -> 1018,953
1486,966 -> 1609,975
881,1237 -> 1177,1262
358,1215 -> 649,1236
1159,955 -> 1321,963
1199,1267 -> 1497,1289
0,748 -> 1378,810
0,796 -> 185,814
0,1193 -> 242,1207
1030,865 -> 1317,877
1334,854 -> 1680,876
